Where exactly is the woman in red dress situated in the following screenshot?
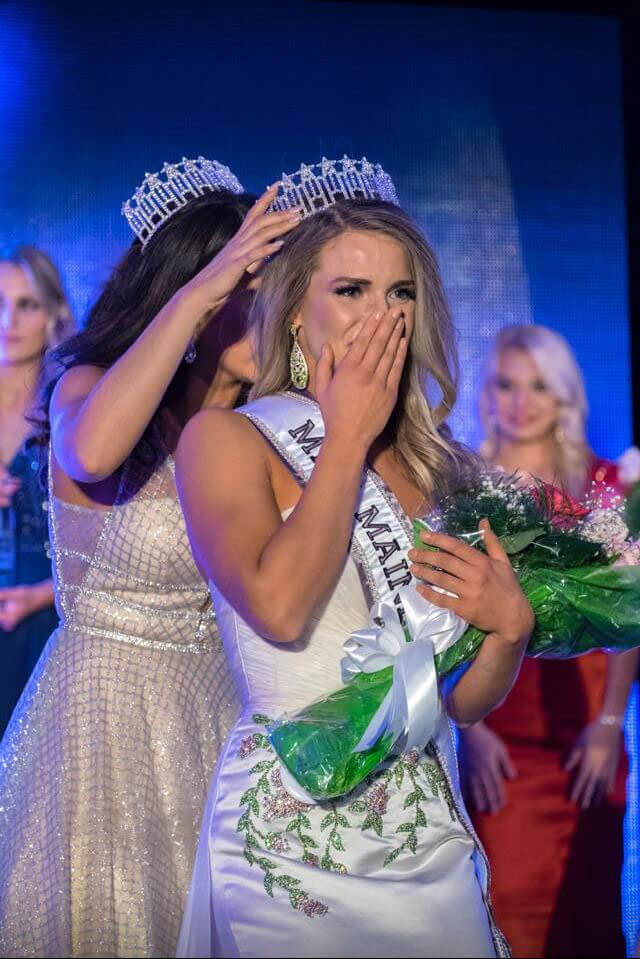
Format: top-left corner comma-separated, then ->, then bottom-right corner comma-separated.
459,324 -> 638,958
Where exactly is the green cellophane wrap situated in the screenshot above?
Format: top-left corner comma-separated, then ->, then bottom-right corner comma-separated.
435,563 -> 640,676
270,668 -> 394,800
270,476 -> 640,801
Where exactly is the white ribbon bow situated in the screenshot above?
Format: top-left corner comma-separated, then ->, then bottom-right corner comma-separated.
341,586 -> 467,753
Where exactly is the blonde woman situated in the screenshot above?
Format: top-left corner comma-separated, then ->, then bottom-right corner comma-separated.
175,166 -> 534,957
459,323 -> 638,958
0,245 -> 75,736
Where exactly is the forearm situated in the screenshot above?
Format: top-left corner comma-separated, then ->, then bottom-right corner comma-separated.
17,579 -> 55,615
55,291 -> 203,481
249,435 -> 367,641
28,579 -> 55,613
444,631 -> 528,727
600,648 -> 640,719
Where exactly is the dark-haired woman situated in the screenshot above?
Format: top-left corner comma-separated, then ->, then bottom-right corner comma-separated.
0,246 -> 75,737
0,164 -> 301,958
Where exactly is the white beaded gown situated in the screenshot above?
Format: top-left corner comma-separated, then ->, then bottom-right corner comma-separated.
178,508 -> 508,959
0,436 -> 239,958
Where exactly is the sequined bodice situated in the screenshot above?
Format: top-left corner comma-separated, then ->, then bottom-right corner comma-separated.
49,443 -> 216,653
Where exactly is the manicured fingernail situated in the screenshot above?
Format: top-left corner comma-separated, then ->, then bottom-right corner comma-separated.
420,530 -> 432,542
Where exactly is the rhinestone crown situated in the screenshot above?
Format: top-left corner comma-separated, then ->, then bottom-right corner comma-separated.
270,155 -> 399,219
122,156 -> 244,247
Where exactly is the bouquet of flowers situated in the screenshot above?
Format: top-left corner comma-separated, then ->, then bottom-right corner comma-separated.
270,475 -> 640,802
618,446 -> 640,536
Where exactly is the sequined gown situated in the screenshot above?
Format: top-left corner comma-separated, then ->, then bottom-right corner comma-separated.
0,441 -> 239,958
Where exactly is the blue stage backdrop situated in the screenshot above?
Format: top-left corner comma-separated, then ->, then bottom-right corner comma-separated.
0,1 -> 630,454
1,0 -> 635,947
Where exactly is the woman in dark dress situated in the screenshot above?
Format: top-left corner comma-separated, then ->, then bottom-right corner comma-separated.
0,245 -> 74,735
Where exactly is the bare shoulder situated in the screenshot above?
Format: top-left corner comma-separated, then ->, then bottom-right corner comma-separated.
176,407 -> 271,487
178,406 -> 264,459
50,364 -> 106,414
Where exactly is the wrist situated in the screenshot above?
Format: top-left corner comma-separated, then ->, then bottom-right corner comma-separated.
168,286 -> 214,335
322,430 -> 368,467
495,601 -> 534,648
488,624 -> 530,650
595,713 -> 625,729
30,580 -> 53,613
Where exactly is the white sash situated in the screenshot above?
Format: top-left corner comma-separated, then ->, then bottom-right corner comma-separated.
242,391 -> 412,608
241,391 -> 467,754
239,392 -> 496,917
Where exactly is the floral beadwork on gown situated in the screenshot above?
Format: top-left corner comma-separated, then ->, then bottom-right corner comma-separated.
179,554 -> 507,959
177,394 -> 508,959
236,712 -> 460,917
0,438 -> 239,958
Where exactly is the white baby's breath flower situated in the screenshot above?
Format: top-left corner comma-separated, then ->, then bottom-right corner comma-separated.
580,508 -> 629,556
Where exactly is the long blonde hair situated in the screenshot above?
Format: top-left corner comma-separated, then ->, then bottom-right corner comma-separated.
1,244 -> 75,348
479,324 -> 590,497
250,199 -> 478,504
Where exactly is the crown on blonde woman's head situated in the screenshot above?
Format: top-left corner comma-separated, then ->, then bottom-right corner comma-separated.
121,156 -> 244,247
269,155 -> 399,220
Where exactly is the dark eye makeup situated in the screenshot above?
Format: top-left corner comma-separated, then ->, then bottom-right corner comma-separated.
495,376 -> 549,393
333,283 -> 416,300
391,286 -> 416,301
16,297 -> 42,311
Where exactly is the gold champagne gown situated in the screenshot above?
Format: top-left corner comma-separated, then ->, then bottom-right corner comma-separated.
0,438 -> 238,957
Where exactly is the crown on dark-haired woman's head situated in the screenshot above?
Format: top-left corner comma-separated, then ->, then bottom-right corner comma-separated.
122,156 -> 244,247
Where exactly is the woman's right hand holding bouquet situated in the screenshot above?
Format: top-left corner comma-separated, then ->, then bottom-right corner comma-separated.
409,522 -> 534,726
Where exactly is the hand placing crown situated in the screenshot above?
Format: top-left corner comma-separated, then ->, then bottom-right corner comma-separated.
269,155 -> 399,219
122,156 -> 244,247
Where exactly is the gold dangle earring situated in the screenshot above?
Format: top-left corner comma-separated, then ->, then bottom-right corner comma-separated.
289,324 -> 309,390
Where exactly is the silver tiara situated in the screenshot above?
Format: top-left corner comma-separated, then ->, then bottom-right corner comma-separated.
270,155 -> 399,219
122,156 -> 244,247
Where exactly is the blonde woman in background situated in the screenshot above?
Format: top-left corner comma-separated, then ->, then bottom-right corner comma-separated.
459,323 -> 638,958
0,245 -> 75,736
